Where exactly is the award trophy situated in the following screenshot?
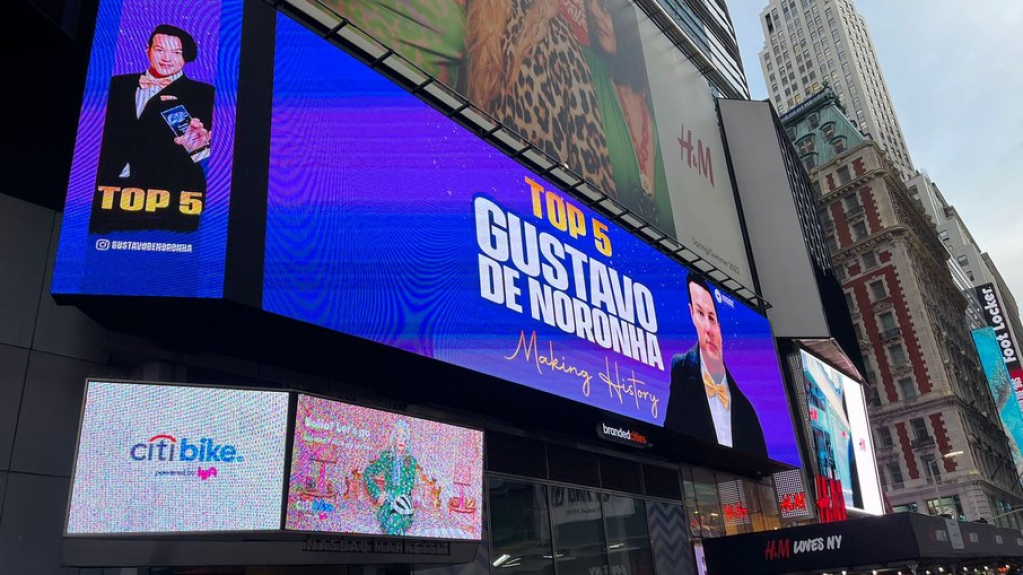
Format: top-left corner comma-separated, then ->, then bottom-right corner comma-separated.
161,105 -> 210,163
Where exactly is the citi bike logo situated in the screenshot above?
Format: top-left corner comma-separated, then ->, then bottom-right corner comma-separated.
130,434 -> 243,480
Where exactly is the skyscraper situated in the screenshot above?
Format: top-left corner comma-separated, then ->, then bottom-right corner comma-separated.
757,0 -> 915,181
654,0 -> 751,97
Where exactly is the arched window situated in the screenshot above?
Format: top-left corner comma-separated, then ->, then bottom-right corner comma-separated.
797,136 -> 815,155
831,136 -> 847,154
821,122 -> 836,140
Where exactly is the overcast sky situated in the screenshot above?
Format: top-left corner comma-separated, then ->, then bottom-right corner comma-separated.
728,0 -> 1023,314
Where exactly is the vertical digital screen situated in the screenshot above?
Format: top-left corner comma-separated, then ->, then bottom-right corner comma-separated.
973,327 -> 1023,472
53,0 -> 242,297
66,381 -> 289,534
263,16 -> 800,466
800,350 -> 883,515
286,395 -> 484,540
975,284 -> 1023,402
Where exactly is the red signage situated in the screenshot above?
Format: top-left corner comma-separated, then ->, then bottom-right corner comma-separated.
722,503 -> 749,523
780,492 -> 808,514
773,469 -> 814,520
763,537 -> 791,561
815,476 -> 847,523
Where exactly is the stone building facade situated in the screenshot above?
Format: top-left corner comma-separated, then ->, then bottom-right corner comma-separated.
783,94 -> 1023,526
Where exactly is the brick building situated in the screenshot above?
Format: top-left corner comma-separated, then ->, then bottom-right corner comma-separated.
782,91 -> 1023,525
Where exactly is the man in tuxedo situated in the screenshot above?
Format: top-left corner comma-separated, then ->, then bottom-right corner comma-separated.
91,24 -> 214,233
663,275 -> 768,458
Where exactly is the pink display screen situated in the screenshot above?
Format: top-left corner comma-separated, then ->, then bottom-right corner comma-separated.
285,395 -> 484,540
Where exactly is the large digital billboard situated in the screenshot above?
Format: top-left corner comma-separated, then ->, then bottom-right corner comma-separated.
973,327 -> 1023,471
800,350 -> 883,515
53,0 -> 242,298
976,284 -> 1023,409
66,381 -> 289,534
313,0 -> 753,289
286,395 -> 484,539
263,17 -> 799,466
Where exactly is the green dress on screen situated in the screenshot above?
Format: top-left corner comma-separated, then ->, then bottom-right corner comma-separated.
363,449 -> 419,536
325,0 -> 466,87
583,48 -> 673,232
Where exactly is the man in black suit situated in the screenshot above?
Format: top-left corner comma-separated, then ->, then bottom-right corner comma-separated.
91,24 -> 214,233
663,275 -> 768,457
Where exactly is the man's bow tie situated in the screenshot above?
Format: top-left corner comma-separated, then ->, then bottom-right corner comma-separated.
703,373 -> 730,410
139,74 -> 174,90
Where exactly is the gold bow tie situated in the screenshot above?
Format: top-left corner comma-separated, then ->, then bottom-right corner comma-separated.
139,74 -> 174,90
703,373 -> 729,410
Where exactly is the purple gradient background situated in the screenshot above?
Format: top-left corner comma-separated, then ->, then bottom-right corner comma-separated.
53,0 -> 241,297
263,17 -> 799,466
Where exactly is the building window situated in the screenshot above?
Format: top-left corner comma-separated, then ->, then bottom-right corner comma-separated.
869,385 -> 882,406
878,426 -> 893,447
842,194 -> 860,212
924,457 -> 942,485
879,311 -> 896,331
869,278 -> 886,299
888,463 -> 904,487
603,495 -> 654,574
808,113 -> 820,129
957,254 -> 969,266
910,418 -> 929,442
852,221 -> 868,240
797,136 -> 815,155
831,137 -> 847,154
927,495 -> 964,520
837,166 -> 851,184
821,122 -> 836,140
802,154 -> 817,170
844,291 -> 855,312
490,478 -> 556,575
889,343 -> 907,366
899,377 -> 917,399
551,486 -> 610,574
690,467 -> 725,538
938,230 -> 950,241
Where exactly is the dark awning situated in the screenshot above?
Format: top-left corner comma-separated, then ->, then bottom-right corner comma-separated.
703,513 -> 1023,575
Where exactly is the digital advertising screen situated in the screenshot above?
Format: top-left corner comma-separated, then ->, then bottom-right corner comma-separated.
285,395 -> 484,540
66,381 -> 289,534
800,350 -> 883,515
973,327 -> 1023,472
976,284 -> 1023,407
314,0 -> 754,289
263,16 -> 799,466
53,0 -> 242,298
